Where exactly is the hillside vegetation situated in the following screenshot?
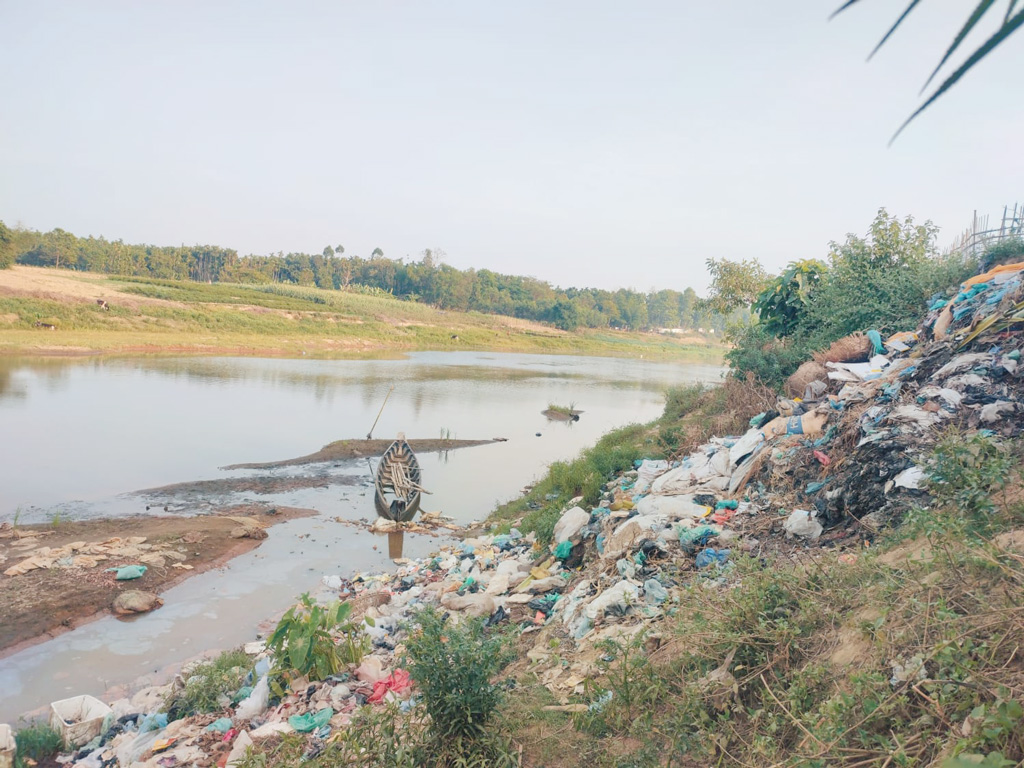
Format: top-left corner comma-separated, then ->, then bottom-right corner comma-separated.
0,266 -> 721,359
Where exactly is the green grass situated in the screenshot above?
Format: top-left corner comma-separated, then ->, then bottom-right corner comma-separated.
0,274 -> 726,361
490,422 -> 656,544
14,722 -> 62,768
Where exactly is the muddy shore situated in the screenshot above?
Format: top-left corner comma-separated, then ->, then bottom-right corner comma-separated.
0,505 -> 313,658
222,436 -> 506,469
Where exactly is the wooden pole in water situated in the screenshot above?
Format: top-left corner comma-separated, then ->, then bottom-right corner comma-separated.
367,385 -> 395,439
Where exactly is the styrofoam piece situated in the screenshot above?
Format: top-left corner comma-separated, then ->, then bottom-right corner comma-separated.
0,724 -> 15,768
49,695 -> 112,748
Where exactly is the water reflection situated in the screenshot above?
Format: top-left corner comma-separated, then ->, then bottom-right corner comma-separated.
388,531 -> 405,560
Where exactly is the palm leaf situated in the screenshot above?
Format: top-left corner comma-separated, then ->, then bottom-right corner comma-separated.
893,8 -> 1024,141
830,0 -> 863,20
869,0 -> 925,60
921,0 -> 998,91
1008,0 -> 1021,23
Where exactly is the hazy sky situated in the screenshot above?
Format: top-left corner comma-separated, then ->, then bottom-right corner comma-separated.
1,2 -> 1021,293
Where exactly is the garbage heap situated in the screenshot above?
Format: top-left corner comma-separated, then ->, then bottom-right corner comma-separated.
42,261 -> 1024,767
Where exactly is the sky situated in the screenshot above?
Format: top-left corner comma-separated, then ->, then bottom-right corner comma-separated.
1,1 -> 1021,295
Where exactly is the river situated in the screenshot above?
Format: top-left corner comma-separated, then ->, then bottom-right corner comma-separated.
0,351 -> 722,723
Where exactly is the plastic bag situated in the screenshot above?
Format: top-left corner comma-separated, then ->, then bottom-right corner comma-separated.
783,509 -> 823,540
105,564 -> 147,580
235,675 -> 269,720
288,707 -> 334,733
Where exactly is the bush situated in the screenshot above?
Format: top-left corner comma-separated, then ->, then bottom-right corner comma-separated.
981,236 -> 1024,272
405,609 -> 513,740
724,323 -> 813,391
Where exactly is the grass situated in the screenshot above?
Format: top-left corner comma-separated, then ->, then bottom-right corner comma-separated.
490,421 -> 656,544
0,271 -> 726,361
163,648 -> 253,719
13,722 -> 62,768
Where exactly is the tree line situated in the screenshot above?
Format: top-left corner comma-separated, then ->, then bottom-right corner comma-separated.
0,223 -> 727,333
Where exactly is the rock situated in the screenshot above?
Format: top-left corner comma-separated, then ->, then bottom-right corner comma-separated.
553,506 -> 590,544
113,590 -> 164,615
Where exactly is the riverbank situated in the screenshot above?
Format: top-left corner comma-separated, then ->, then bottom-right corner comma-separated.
0,266 -> 724,361
0,506 -> 313,657
13,258 -> 1019,767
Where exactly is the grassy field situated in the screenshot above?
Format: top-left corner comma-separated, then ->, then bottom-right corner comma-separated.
0,267 -> 724,361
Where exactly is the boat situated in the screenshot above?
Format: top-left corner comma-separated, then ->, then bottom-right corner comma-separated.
373,433 -> 424,522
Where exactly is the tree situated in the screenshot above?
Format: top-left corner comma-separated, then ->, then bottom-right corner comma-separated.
323,245 -> 335,259
703,257 -> 770,314
0,221 -> 14,269
371,247 -> 384,259
752,259 -> 828,337
800,208 -> 955,342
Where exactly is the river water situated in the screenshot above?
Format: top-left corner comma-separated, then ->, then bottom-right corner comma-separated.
0,351 -> 721,722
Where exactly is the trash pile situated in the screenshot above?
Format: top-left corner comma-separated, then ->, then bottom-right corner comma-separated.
22,261 -> 1024,766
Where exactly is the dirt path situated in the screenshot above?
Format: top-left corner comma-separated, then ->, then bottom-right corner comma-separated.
222,437 -> 506,468
0,505 -> 312,657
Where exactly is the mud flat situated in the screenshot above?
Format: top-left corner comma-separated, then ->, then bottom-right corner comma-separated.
222,437 -> 506,469
0,505 -> 312,656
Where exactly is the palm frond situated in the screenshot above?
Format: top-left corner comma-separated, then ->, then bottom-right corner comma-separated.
869,0 -> 925,60
829,0 -> 863,21
921,0 -> 998,91
893,8 -> 1024,142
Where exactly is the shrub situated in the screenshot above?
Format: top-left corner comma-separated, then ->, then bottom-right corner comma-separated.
980,236 -> 1024,272
724,322 -> 813,390
404,608 -> 513,742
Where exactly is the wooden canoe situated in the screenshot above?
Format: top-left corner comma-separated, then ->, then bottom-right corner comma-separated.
373,435 -> 423,522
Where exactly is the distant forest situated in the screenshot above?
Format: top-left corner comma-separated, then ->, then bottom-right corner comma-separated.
0,223 -> 727,333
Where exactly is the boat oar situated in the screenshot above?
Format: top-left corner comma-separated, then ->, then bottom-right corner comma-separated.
366,385 -> 395,440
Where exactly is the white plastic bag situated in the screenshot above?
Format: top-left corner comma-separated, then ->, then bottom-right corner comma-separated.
235,674 -> 269,720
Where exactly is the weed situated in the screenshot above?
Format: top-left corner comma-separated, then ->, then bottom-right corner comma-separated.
164,648 -> 252,718
14,722 -> 62,768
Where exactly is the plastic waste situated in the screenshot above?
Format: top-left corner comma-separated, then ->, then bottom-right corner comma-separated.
866,329 -> 884,355
783,509 -> 823,540
322,574 -> 343,590
235,675 -> 270,720
678,525 -> 716,553
615,558 -> 637,579
206,718 -> 233,733
695,548 -> 730,569
105,565 -> 147,580
288,707 -> 334,733
553,506 -> 591,543
584,580 -> 640,620
554,540 -> 573,560
643,578 -> 668,604
139,712 -> 168,732
714,499 -> 738,510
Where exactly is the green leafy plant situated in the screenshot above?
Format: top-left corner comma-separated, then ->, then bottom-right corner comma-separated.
752,259 -> 828,337
266,593 -> 369,689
